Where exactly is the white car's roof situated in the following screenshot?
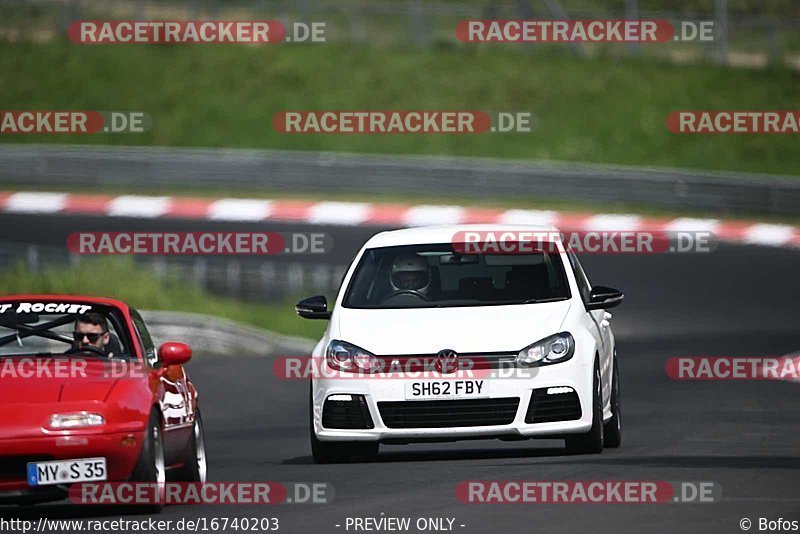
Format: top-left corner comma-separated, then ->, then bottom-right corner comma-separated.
363,224 -> 561,248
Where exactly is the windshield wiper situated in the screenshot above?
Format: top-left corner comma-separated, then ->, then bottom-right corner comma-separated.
521,297 -> 568,304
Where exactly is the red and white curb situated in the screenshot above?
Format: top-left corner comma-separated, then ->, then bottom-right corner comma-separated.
1,191 -> 798,249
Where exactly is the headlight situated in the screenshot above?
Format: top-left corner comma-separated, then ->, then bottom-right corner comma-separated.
49,412 -> 105,429
516,333 -> 575,366
326,340 -> 381,373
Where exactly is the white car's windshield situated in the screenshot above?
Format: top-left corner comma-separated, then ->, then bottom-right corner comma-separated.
343,243 -> 571,309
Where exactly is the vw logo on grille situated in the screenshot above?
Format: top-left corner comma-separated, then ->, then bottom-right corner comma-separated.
436,349 -> 458,374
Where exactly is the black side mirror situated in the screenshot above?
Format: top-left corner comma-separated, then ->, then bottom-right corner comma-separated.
295,295 -> 332,320
586,286 -> 624,310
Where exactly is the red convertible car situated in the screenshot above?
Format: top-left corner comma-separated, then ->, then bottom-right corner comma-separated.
0,295 -> 206,510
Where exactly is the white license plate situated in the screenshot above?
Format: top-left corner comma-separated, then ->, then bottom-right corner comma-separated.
405,380 -> 487,400
27,458 -> 107,487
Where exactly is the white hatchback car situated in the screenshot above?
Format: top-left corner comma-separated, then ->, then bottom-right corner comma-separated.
297,225 -> 623,463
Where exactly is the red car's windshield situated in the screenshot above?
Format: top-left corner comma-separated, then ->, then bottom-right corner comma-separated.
0,302 -> 132,359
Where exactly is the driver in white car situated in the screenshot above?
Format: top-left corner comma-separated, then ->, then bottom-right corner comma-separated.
390,253 -> 432,295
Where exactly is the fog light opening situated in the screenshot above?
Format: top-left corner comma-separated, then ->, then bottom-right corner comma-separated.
546,386 -> 575,395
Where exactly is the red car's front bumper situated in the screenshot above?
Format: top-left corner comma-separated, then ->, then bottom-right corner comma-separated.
0,430 -> 145,499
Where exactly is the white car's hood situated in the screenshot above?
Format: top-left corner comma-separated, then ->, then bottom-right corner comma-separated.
335,300 -> 572,355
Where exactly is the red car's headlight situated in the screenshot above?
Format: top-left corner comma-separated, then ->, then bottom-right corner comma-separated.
49,412 -> 105,429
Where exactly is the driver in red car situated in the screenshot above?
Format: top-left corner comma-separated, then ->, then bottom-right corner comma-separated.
72,312 -> 111,355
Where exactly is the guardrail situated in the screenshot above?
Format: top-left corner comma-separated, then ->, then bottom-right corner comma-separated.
1,144 -> 798,217
142,310 -> 314,355
0,241 -> 347,302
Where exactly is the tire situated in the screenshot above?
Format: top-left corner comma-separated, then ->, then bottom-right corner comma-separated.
603,354 -> 622,448
309,388 -> 378,464
129,410 -> 166,512
176,410 -> 208,483
565,357 -> 604,455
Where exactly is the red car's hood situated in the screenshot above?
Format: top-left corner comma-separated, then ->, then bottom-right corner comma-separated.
0,358 -> 138,403
0,358 -> 150,439
0,379 -> 119,404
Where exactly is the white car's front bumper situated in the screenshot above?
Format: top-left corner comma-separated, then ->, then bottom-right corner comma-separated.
312,355 -> 594,442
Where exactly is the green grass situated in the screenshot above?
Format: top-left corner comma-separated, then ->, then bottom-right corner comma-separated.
0,257 -> 325,340
0,41 -> 799,175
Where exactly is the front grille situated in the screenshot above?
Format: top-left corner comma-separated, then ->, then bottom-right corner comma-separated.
378,398 -> 519,429
0,456 -> 53,482
525,388 -> 582,423
322,395 -> 374,429
374,352 -> 517,372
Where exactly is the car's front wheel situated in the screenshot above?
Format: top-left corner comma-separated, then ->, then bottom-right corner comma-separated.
129,409 -> 166,512
176,409 -> 208,482
603,354 -> 622,448
565,357 -> 604,455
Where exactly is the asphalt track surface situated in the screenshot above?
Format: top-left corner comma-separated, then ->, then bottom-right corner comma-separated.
1,212 -> 799,534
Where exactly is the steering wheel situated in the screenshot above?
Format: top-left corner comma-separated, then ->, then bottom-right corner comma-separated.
64,345 -> 108,358
380,290 -> 430,304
